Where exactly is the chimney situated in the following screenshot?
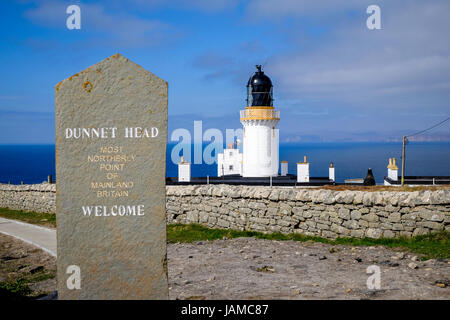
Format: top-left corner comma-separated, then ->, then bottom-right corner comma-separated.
329,162 -> 335,182
178,156 -> 191,182
280,160 -> 288,176
297,155 -> 310,183
387,157 -> 398,181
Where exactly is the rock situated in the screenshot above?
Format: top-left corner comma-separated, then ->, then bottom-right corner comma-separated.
418,210 -> 444,222
350,210 -> 361,220
365,228 -> 382,239
396,252 -> 406,260
331,224 -> 350,236
387,212 -> 401,223
322,230 -> 338,239
418,221 -> 444,230
363,193 -> 373,206
55,54 -> 170,300
268,190 -> 279,201
408,262 -> 418,269
338,208 -> 350,220
383,230 -> 396,238
343,220 -> 359,230
434,280 -> 448,288
319,256 -> 327,260
362,213 -> 379,222
218,219 -> 230,228
350,230 -> 364,238
186,211 -> 199,223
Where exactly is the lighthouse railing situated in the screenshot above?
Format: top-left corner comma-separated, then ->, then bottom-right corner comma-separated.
240,109 -> 280,120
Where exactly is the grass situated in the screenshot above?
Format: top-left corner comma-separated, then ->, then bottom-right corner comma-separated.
0,207 -> 56,228
167,223 -> 450,260
0,207 -> 447,260
0,278 -> 32,297
0,270 -> 56,300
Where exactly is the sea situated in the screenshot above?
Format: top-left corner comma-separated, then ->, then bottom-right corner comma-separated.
0,142 -> 449,185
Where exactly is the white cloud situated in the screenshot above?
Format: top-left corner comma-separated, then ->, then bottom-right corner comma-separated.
23,0 -> 178,47
250,0 -> 450,113
246,0 -> 364,19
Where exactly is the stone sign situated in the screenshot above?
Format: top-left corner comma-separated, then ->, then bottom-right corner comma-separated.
55,54 -> 168,299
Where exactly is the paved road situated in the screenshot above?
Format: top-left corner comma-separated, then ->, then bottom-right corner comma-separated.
0,217 -> 56,256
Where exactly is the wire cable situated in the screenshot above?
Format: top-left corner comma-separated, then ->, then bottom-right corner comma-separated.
406,116 -> 450,138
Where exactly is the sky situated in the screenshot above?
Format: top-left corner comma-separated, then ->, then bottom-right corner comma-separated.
0,0 -> 449,144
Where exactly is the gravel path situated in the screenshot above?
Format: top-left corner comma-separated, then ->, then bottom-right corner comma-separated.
1,234 -> 449,299
168,238 -> 450,300
0,233 -> 56,299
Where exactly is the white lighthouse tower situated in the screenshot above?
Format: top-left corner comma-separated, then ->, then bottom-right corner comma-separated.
240,65 -> 280,177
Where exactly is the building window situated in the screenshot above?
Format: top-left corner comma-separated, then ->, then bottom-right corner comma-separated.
229,165 -> 233,171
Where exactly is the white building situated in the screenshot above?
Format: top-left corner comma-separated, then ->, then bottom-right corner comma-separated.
217,144 -> 243,176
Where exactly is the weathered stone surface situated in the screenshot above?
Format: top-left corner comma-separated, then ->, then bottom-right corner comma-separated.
365,228 -> 382,239
1,183 -> 449,240
362,213 -> 379,222
350,210 -> 361,220
383,230 -> 396,238
387,212 -> 401,223
338,208 -> 350,220
418,209 -> 445,222
55,54 -> 168,299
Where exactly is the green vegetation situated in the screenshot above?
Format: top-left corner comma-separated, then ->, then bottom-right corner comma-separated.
167,224 -> 450,260
0,270 -> 56,300
0,207 -> 447,260
256,265 -> 275,273
0,207 -> 56,228
0,278 -> 32,296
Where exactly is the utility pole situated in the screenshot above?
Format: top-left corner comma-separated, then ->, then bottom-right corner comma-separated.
401,136 -> 406,186
399,117 -> 450,186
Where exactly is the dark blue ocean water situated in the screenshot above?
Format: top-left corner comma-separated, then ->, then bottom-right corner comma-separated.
0,142 -> 449,184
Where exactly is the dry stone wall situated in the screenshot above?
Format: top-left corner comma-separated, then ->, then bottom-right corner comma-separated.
0,183 -> 55,214
166,185 -> 450,239
1,184 -> 449,239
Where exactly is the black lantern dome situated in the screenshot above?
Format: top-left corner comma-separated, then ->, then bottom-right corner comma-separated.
246,65 -> 273,107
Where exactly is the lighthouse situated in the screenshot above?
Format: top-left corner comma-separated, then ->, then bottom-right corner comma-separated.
240,65 -> 280,177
